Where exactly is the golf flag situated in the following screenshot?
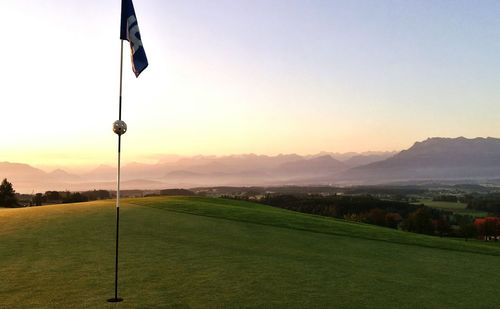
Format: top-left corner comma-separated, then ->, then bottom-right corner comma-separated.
120,0 -> 148,77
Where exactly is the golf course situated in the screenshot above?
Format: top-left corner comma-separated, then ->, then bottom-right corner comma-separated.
1,196 -> 500,308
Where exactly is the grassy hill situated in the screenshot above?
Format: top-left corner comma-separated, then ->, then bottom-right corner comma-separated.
1,196 -> 500,308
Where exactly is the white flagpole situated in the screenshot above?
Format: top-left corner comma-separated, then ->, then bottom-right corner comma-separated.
109,39 -> 126,303
109,0 -> 146,300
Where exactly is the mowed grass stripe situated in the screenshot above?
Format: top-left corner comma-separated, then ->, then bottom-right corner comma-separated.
127,196 -> 500,257
119,203 -> 500,308
1,197 -> 500,308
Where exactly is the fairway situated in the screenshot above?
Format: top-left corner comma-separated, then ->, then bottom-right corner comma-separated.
1,196 -> 500,308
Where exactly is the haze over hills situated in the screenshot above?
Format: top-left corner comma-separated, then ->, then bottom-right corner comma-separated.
276,155 -> 348,176
0,151 -> 394,192
4,137 -> 500,192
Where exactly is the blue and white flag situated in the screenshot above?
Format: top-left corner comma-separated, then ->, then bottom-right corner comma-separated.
120,0 -> 148,77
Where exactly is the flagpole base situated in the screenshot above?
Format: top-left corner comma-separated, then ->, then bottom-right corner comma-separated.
107,298 -> 124,303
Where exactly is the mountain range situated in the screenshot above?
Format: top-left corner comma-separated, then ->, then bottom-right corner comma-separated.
343,137 -> 500,183
3,137 -> 500,193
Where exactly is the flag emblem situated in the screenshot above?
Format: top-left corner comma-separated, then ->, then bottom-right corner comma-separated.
120,0 -> 148,77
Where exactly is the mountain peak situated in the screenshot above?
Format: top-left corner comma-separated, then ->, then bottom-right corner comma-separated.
346,136 -> 500,182
407,137 -> 500,154
49,169 -> 69,175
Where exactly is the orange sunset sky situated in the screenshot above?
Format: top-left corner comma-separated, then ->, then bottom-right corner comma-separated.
1,0 -> 499,169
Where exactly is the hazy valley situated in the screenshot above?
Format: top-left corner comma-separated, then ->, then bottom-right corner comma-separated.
3,137 -> 500,193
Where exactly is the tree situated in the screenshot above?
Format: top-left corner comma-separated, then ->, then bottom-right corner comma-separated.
385,212 -> 402,229
33,193 -> 44,206
459,223 -> 477,241
44,191 -> 61,202
366,208 -> 387,226
0,178 -> 18,207
483,220 -> 497,241
435,217 -> 451,237
62,192 -> 89,204
402,208 -> 434,235
81,190 -> 111,201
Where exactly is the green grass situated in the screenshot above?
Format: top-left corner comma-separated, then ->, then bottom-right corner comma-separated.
416,199 -> 487,217
1,196 -> 500,308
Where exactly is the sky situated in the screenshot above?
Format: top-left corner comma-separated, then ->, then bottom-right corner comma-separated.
1,0 -> 500,168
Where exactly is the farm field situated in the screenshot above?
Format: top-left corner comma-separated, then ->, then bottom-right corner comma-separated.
416,199 -> 487,217
1,196 -> 500,308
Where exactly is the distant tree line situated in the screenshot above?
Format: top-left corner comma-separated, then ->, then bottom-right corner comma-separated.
464,193 -> 500,215
260,194 -> 424,219
160,189 -> 195,196
343,186 -> 427,196
255,194 -> 477,239
32,190 -> 111,206
433,195 -> 459,203
195,185 -> 428,198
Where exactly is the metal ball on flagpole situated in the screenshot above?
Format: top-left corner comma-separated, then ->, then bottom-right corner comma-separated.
113,120 -> 128,135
